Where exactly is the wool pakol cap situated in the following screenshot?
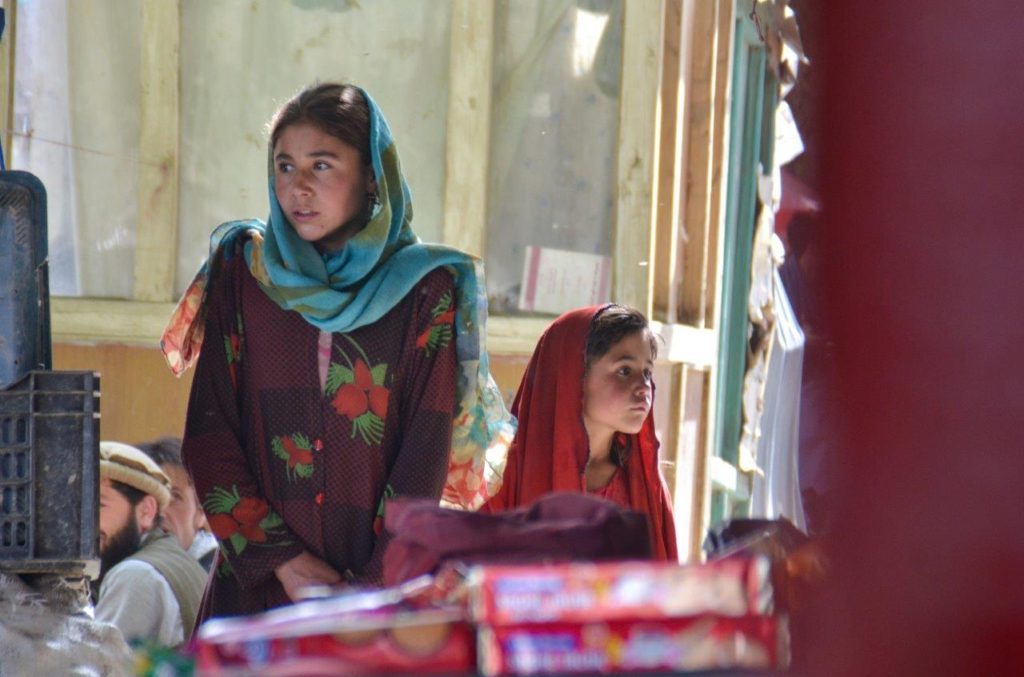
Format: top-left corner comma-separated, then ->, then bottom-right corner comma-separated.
100,441 -> 172,510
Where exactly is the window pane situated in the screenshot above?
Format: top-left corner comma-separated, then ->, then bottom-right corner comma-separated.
11,0 -> 451,299
12,0 -> 141,298
486,0 -> 621,316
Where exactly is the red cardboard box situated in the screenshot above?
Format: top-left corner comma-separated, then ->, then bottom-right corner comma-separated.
196,608 -> 473,676
470,557 -> 773,625
194,580 -> 474,676
477,614 -> 786,676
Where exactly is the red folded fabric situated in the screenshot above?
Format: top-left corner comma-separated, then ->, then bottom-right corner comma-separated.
381,492 -> 651,586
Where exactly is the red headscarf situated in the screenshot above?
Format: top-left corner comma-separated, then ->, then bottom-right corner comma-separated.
484,306 -> 678,560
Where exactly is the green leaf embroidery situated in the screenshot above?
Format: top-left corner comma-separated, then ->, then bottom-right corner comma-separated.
351,412 -> 385,446
229,532 -> 247,557
376,484 -> 396,518
325,363 -> 354,396
272,434 -> 315,482
217,556 -> 234,579
431,291 -> 453,318
270,436 -> 288,462
429,324 -> 452,354
204,485 -> 240,515
260,511 -> 285,531
339,333 -> 372,367
371,363 -> 387,386
417,292 -> 455,357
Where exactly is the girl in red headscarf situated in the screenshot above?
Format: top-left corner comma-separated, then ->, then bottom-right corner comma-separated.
483,305 -> 678,561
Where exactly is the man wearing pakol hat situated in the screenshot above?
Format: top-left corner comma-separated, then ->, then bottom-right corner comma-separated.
136,437 -> 219,572
94,441 -> 208,647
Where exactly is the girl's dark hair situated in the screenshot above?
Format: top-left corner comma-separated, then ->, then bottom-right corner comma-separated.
583,304 -> 657,467
269,83 -> 372,166
585,304 -> 658,371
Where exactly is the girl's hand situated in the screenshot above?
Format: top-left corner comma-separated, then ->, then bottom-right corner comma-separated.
274,551 -> 342,601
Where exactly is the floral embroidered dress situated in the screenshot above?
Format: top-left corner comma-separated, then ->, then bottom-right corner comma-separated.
163,87 -> 514,623
186,253 -> 456,618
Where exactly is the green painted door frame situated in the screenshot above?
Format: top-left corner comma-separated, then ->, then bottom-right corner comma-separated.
710,6 -> 779,526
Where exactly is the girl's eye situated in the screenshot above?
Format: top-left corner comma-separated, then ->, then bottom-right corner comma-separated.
277,162 -> 293,174
313,160 -> 330,170
617,367 -> 632,377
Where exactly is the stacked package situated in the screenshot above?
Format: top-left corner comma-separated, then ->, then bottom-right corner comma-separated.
469,556 -> 787,675
192,575 -> 475,676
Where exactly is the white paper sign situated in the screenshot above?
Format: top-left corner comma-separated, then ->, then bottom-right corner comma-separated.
518,245 -> 612,315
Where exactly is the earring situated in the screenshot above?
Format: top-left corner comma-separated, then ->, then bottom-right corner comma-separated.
367,191 -> 380,208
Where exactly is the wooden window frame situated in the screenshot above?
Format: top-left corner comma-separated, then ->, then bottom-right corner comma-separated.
705,3 -> 779,529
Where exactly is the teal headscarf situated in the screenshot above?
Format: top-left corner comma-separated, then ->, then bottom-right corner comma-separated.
163,88 -> 514,510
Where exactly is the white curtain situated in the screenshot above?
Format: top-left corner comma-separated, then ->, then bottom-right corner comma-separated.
12,0 -> 452,298
750,269 -> 807,531
13,0 -> 141,297
485,0 -> 622,313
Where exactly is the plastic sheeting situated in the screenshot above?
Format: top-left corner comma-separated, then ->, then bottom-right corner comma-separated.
12,0 -> 142,298
485,0 -> 621,313
12,0 -> 452,298
749,270 -> 807,531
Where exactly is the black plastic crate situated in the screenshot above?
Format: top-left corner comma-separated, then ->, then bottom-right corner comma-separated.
0,170 -> 52,390
0,371 -> 99,573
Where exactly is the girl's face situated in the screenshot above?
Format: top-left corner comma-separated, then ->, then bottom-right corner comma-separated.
582,330 -> 655,439
273,122 -> 376,252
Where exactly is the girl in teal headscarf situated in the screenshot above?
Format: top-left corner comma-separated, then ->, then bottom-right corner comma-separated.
163,83 -> 513,620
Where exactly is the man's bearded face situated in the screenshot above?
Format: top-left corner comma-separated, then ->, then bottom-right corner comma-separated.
99,509 -> 142,581
98,479 -> 145,582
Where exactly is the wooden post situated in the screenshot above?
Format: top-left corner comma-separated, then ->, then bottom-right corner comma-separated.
652,0 -> 685,324
694,0 -> 737,554
442,0 -> 495,258
613,0 -> 664,316
704,0 -> 735,331
679,0 -> 733,328
133,0 -> 180,302
0,1 -> 17,168
678,364 -> 710,561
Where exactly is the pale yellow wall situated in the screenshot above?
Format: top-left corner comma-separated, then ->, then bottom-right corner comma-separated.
53,343 -> 194,446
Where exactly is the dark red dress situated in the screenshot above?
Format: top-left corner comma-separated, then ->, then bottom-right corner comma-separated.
181,254 -> 457,622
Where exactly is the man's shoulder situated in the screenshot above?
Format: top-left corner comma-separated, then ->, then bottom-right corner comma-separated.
105,558 -> 162,582
98,559 -> 166,600
130,530 -> 209,585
